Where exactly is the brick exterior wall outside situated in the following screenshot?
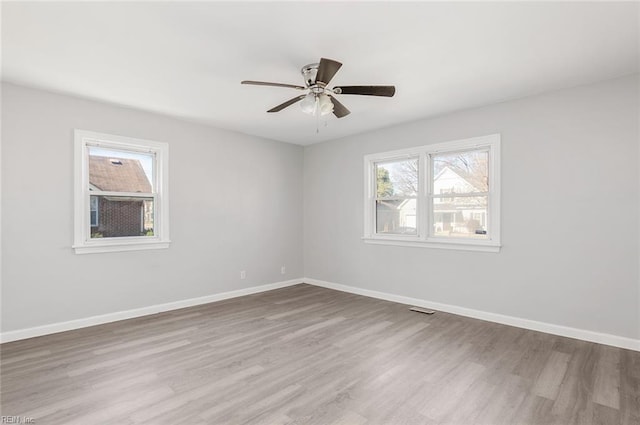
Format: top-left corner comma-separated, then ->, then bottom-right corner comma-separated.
91,199 -> 144,237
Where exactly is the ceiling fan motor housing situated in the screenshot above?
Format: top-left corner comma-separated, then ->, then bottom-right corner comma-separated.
301,63 -> 319,87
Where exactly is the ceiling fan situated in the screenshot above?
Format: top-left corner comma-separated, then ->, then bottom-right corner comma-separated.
241,58 -> 395,118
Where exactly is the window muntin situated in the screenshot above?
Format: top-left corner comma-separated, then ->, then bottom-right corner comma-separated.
364,135 -> 500,252
74,130 -> 169,254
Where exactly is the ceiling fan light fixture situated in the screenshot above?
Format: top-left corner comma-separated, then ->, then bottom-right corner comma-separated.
300,93 -> 317,114
318,94 -> 334,116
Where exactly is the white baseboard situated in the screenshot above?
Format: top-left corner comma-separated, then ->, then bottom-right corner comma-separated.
4,277 -> 638,352
304,277 -> 640,352
0,278 -> 304,343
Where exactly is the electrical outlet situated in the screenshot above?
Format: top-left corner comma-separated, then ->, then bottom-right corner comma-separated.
281,266 -> 286,275
240,270 -> 246,279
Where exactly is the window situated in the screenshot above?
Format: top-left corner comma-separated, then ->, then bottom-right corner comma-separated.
74,130 -> 170,254
363,134 -> 500,252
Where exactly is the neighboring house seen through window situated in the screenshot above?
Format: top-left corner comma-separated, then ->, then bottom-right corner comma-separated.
90,195 -> 99,227
363,134 -> 500,252
74,130 -> 170,254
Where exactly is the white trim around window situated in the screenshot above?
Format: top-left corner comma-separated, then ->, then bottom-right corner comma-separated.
73,130 -> 170,254
363,134 -> 501,253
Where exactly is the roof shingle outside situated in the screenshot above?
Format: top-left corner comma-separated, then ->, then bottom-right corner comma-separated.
89,156 -> 152,193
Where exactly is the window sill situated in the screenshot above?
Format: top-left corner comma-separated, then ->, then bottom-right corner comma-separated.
73,239 -> 171,254
362,237 -> 501,253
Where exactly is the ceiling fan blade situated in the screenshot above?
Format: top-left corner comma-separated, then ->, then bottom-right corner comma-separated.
267,95 -> 307,113
329,95 -> 350,118
242,80 -> 305,90
315,58 -> 342,85
333,85 -> 396,97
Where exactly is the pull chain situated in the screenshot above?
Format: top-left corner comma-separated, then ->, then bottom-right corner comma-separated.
316,96 -> 320,134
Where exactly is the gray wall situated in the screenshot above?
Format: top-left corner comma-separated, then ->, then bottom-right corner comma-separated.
304,74 -> 640,340
1,83 -> 304,332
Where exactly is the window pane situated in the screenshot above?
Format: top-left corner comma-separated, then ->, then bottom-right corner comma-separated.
376,199 -> 417,235
375,158 -> 418,198
88,146 -> 154,193
89,195 -> 154,238
90,196 -> 99,227
433,196 -> 487,239
432,150 -> 488,194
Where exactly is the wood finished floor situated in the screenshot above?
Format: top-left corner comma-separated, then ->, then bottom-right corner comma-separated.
1,284 -> 638,425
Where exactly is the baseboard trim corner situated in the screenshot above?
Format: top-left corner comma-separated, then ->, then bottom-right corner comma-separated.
303,277 -> 640,352
0,278 -> 304,343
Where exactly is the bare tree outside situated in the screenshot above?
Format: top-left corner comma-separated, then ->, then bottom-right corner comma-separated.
376,159 -> 418,197
433,150 -> 488,192
387,151 -> 487,196
394,160 -> 418,195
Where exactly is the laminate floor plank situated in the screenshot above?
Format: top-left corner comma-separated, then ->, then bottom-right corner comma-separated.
550,341 -> 598,424
1,283 -> 638,425
592,345 -> 621,409
619,350 -> 640,425
419,361 -> 486,421
532,350 -> 571,400
470,373 -> 529,425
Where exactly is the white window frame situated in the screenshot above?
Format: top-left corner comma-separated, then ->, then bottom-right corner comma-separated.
363,134 -> 501,253
73,130 -> 170,254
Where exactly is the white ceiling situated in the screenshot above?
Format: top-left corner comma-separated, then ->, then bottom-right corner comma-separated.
2,2 -> 638,145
